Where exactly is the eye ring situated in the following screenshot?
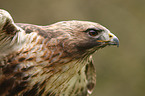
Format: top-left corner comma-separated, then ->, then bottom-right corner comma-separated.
88,30 -> 98,36
86,28 -> 102,37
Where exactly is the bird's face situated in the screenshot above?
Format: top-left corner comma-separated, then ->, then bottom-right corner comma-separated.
72,21 -> 119,48
50,20 -> 119,56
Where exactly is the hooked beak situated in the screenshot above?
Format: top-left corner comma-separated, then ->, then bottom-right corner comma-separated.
97,33 -> 119,47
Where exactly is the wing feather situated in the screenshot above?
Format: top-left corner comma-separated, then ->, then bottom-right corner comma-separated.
0,9 -> 26,58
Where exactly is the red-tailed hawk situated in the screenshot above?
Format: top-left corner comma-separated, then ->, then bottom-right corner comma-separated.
0,9 -> 119,96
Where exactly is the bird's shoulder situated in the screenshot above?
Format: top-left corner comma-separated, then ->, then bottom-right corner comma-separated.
16,23 -> 54,39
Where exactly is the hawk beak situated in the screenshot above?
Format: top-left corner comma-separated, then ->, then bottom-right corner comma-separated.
96,33 -> 119,47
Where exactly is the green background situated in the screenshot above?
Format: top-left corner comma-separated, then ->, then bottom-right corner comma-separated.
1,0 -> 145,96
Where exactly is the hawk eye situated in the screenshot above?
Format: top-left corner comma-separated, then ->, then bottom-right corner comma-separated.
86,28 -> 102,37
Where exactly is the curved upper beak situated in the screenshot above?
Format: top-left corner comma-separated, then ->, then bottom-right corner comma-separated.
96,32 -> 119,47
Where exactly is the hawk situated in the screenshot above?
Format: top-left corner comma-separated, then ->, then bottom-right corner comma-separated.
0,9 -> 119,96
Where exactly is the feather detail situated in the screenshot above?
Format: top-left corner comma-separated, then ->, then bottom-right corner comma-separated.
85,56 -> 96,94
0,9 -> 26,58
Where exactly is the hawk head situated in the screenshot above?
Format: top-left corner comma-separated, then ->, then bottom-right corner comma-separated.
48,20 -> 119,58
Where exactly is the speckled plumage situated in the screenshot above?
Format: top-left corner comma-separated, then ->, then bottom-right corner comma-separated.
0,9 -> 119,96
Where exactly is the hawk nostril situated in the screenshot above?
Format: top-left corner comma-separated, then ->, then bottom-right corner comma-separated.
109,34 -> 113,38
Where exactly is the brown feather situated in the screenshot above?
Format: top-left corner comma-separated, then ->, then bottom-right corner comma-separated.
85,56 -> 96,94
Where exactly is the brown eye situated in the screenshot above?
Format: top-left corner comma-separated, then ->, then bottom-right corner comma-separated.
86,28 -> 102,37
89,30 -> 98,36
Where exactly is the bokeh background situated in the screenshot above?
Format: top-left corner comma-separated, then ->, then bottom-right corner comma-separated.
0,0 -> 145,96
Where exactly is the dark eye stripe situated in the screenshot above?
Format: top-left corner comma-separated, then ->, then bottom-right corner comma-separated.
84,28 -> 103,37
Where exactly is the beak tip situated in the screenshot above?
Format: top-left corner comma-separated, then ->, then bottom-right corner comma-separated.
113,37 -> 119,47
117,44 -> 119,47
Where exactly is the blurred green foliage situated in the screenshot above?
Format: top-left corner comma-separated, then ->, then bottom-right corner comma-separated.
0,0 -> 145,96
